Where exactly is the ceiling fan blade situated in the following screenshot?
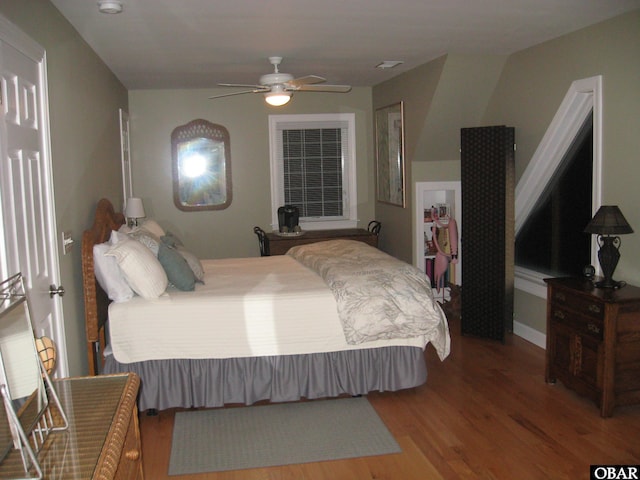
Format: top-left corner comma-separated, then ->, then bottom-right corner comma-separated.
287,75 -> 326,87
294,84 -> 352,93
209,89 -> 265,99
218,83 -> 267,89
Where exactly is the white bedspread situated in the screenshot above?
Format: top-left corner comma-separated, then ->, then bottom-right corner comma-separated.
288,240 -> 450,360
108,255 -> 434,364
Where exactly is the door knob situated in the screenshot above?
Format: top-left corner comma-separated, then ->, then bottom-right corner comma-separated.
49,284 -> 65,298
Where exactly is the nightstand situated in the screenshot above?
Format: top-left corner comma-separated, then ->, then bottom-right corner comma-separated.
545,277 -> 640,417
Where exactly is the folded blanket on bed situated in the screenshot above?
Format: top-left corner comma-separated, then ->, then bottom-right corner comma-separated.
287,240 -> 450,360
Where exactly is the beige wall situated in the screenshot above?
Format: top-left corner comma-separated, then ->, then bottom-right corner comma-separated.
372,54 -> 507,263
483,10 -> 640,333
128,88 -> 374,259
0,0 -> 128,375
373,10 -> 640,337
371,57 -> 445,262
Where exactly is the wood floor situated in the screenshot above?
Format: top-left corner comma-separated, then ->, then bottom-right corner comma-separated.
139,316 -> 640,479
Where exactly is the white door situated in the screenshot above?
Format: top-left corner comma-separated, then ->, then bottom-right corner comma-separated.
0,18 -> 67,377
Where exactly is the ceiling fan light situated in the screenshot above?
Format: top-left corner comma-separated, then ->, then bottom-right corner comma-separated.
264,91 -> 291,106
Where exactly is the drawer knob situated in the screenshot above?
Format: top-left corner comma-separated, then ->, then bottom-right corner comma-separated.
553,310 -> 565,320
125,449 -> 140,461
587,323 -> 601,334
588,304 -> 601,314
555,292 -> 566,302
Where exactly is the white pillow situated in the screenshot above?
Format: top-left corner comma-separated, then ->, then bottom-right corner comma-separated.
93,242 -> 134,303
128,228 -> 161,256
139,219 -> 165,238
106,239 -> 168,299
110,229 -> 128,245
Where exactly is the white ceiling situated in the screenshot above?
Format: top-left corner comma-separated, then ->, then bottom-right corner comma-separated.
50,0 -> 640,90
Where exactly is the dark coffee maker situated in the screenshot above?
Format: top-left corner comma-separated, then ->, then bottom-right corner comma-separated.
277,205 -> 300,233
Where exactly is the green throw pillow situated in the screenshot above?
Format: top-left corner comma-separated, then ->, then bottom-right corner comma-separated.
157,242 -> 196,291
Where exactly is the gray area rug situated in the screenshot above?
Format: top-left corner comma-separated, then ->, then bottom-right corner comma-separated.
168,397 -> 401,475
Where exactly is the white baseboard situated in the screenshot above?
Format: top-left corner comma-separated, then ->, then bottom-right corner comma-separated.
513,321 -> 546,349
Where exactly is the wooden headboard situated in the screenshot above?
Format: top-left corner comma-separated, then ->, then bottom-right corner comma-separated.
81,198 -> 125,375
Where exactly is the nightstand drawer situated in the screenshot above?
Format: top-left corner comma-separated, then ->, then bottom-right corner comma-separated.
549,305 -> 603,340
550,289 -> 604,320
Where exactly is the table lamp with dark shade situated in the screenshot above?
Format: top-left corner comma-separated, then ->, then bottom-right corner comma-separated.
584,205 -> 634,289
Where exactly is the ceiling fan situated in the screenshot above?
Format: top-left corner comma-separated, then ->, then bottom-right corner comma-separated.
209,57 -> 352,106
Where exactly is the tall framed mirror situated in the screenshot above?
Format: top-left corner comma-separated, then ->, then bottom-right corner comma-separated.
0,274 -> 67,479
375,102 -> 405,207
171,119 -> 232,211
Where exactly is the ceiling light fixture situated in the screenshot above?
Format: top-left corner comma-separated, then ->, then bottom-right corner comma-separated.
375,61 -> 404,69
264,85 -> 292,106
98,1 -> 123,14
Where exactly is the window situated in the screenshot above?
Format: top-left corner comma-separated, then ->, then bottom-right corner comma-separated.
269,114 -> 357,230
516,114 -> 593,277
283,128 -> 343,217
515,76 -> 602,298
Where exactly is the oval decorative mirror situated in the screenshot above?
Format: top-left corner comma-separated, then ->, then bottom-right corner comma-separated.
171,119 -> 232,211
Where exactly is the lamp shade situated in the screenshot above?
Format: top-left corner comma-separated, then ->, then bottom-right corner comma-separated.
125,197 -> 146,219
584,205 -> 634,235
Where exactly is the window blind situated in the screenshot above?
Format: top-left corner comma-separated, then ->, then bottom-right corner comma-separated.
277,121 -> 349,219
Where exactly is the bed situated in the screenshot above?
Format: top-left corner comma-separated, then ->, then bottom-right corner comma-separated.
81,198 -> 450,411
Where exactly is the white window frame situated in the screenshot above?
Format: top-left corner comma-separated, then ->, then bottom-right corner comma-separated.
268,113 -> 358,231
515,76 -> 602,298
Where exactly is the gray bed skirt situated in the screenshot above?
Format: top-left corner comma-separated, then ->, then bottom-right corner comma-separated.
103,346 -> 427,411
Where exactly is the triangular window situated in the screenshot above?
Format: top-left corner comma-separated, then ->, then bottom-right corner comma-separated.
515,113 -> 592,277
514,76 -> 602,298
